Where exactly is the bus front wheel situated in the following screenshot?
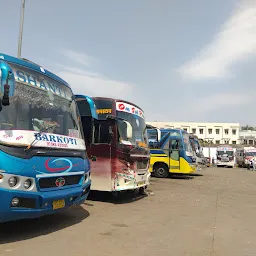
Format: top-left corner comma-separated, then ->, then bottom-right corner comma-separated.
154,164 -> 169,178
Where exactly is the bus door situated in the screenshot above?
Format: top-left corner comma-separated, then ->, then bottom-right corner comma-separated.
169,139 -> 180,171
89,119 -> 115,191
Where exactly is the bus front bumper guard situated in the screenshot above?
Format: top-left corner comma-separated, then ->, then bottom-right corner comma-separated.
0,182 -> 91,223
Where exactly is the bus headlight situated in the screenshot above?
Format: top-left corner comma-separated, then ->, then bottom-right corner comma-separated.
84,172 -> 90,183
8,176 -> 19,187
11,197 -> 19,207
24,179 -> 32,189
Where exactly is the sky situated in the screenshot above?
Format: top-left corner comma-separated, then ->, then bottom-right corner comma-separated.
1,0 -> 256,125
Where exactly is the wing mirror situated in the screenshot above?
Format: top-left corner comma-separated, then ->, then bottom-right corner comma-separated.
0,61 -> 15,111
124,120 -> 133,139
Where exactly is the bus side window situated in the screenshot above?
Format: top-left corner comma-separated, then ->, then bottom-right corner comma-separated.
94,121 -> 112,144
170,139 -> 179,150
81,116 -> 93,145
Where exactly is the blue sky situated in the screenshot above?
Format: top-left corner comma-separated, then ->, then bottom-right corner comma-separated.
1,0 -> 255,125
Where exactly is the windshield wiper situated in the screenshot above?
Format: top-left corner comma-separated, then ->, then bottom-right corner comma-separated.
24,124 -> 58,152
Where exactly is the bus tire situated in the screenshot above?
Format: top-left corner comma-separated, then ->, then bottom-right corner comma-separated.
154,163 -> 169,178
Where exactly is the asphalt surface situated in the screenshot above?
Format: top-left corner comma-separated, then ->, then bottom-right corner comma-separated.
0,167 -> 256,256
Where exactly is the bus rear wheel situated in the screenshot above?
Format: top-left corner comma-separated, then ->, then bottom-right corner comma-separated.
154,164 -> 169,178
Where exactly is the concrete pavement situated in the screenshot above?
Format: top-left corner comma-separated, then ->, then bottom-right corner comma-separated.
0,167 -> 255,256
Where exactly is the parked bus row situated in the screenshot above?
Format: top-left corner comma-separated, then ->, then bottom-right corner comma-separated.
202,145 -> 256,169
0,53 -> 152,223
0,53 -> 206,223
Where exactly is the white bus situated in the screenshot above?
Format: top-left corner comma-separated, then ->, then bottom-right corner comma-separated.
216,145 -> 235,168
236,147 -> 256,168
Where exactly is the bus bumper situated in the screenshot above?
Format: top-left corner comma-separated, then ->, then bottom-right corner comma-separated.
0,182 -> 91,223
188,163 -> 197,172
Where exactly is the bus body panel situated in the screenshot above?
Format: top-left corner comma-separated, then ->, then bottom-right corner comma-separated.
89,144 -> 112,191
149,150 -> 196,174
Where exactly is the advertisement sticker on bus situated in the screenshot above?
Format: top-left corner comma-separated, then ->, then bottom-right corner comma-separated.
116,101 -> 144,119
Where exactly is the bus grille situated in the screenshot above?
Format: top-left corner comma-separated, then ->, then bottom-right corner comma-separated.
39,175 -> 82,189
136,160 -> 148,170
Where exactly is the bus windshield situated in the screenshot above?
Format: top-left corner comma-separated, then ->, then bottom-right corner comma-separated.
147,129 -> 158,142
217,150 -> 234,156
0,63 -> 83,143
245,151 -> 256,156
117,111 -> 147,145
183,132 -> 193,155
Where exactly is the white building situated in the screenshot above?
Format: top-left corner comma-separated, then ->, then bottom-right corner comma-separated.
146,122 -> 240,145
239,130 -> 256,145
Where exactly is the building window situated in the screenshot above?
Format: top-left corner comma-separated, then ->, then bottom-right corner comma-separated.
208,128 -> 212,134
232,129 -> 236,135
224,129 -> 229,135
216,129 -> 220,134
232,141 -> 236,144
215,140 -> 220,144
192,128 -> 196,134
249,140 -> 254,145
199,128 -> 204,134
183,128 -> 187,132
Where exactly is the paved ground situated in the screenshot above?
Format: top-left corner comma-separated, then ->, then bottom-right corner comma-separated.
0,167 -> 256,256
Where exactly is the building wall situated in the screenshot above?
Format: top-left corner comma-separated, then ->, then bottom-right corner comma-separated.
147,122 -> 240,145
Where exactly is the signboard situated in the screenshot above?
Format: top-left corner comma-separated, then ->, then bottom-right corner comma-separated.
116,101 -> 144,119
0,130 -> 85,150
96,109 -> 112,114
244,147 -> 256,152
10,63 -> 72,100
217,147 -> 233,151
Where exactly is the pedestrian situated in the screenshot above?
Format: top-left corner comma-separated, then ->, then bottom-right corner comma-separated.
252,159 -> 256,171
212,157 -> 215,167
248,159 -> 254,171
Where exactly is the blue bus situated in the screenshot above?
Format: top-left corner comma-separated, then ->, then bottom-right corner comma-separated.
188,133 -> 206,168
0,53 -> 92,223
147,126 -> 196,178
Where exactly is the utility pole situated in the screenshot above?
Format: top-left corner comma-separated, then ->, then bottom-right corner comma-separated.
17,0 -> 26,58
205,138 -> 214,165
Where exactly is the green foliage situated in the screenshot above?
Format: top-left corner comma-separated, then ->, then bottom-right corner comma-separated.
241,125 -> 256,131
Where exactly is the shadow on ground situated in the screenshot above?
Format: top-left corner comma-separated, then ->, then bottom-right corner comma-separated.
87,189 -> 148,204
168,174 -> 195,180
189,173 -> 204,177
0,206 -> 89,244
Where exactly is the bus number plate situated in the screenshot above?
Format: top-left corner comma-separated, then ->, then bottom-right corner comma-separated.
53,199 -> 65,210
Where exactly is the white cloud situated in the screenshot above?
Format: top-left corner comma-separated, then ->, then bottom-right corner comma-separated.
181,91 -> 250,119
57,67 -> 135,98
178,1 -> 256,79
54,50 -> 135,98
61,49 -> 95,67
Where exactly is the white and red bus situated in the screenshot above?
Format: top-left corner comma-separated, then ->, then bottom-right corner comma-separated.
236,147 -> 256,168
216,145 -> 235,168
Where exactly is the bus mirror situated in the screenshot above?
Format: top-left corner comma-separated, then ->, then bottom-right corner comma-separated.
0,61 -> 15,110
157,128 -> 161,142
124,120 -> 133,139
